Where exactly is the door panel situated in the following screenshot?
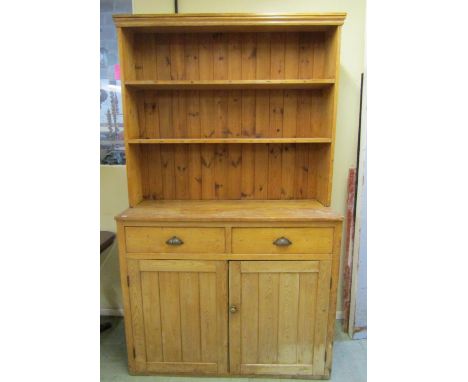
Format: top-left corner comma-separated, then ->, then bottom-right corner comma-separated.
127,259 -> 228,374
141,271 -> 163,362
229,260 -> 331,377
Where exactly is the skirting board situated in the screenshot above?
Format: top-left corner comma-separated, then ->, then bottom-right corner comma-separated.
101,308 -> 343,319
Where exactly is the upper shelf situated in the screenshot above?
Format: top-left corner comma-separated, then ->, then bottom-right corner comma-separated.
124,79 -> 335,90
128,138 -> 332,144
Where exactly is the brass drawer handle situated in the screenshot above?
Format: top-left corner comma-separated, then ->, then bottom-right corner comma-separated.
273,237 -> 292,247
166,236 -> 184,246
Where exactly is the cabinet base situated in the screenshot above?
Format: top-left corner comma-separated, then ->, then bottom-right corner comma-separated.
128,371 -> 331,380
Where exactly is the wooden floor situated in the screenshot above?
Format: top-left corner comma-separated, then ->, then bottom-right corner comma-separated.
100,317 -> 367,382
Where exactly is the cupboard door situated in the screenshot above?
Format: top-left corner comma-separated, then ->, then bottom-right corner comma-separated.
229,260 -> 331,377
127,259 -> 228,374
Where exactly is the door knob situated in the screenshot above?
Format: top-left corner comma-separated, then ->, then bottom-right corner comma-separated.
229,305 -> 238,313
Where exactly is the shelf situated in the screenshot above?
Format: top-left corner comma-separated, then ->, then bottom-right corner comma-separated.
128,138 -> 332,144
124,79 -> 335,90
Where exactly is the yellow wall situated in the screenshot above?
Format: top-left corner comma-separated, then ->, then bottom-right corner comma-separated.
101,0 -> 365,315
132,0 -> 174,14
100,165 -> 128,313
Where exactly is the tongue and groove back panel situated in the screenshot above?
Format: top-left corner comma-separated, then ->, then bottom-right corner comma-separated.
130,32 -> 335,81
133,89 -> 334,139
118,26 -> 341,206
134,143 -> 331,201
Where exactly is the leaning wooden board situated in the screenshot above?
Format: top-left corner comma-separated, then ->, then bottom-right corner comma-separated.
113,13 -> 346,379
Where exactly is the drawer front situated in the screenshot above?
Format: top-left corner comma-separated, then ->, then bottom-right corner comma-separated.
125,227 -> 225,253
232,227 -> 334,254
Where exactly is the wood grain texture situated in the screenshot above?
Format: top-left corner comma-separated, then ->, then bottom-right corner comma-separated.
139,259 -> 217,272
228,261 -> 241,374
145,362 -> 218,374
297,272 -> 318,364
118,219 -> 343,378
277,273 -> 300,364
232,227 -> 334,254
215,261 -> 229,373
125,79 -> 335,89
116,199 -> 343,222
127,259 -> 147,369
116,28 -> 142,207
125,226 -> 225,253
199,272 -> 217,363
129,31 -> 333,81
141,272 -> 163,362
114,14 -> 346,379
179,272 -> 201,361
137,144 -> 332,201
118,27 -> 342,206
127,252 -> 332,261
312,260 -> 332,375
229,260 -> 333,377
126,259 -> 228,374
159,271 -> 183,361
116,222 -> 138,372
133,89 -> 329,139
258,272 -> 279,363
241,273 -> 259,364
325,220 -> 343,376
241,260 -> 320,273
317,27 -> 343,207
113,13 -> 347,28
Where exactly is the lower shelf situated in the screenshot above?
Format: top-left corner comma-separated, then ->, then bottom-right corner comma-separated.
128,138 -> 332,144
124,79 -> 336,90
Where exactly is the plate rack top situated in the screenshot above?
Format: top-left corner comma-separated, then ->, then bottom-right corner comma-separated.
113,12 -> 346,207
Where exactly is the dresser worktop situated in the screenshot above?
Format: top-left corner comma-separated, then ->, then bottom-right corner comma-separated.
115,200 -> 343,223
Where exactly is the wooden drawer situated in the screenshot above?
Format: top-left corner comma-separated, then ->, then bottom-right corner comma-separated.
125,227 -> 226,253
231,227 -> 334,254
